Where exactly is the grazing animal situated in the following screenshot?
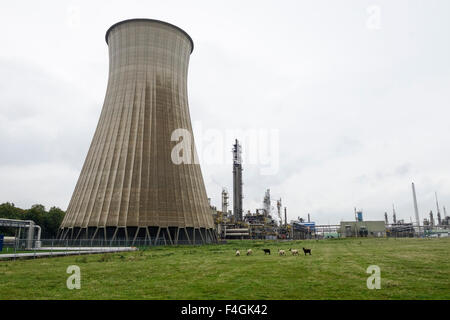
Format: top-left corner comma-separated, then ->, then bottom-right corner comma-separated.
246,249 -> 253,256
278,249 -> 286,256
289,248 -> 299,256
262,248 -> 271,255
235,250 -> 240,256
302,247 -> 312,256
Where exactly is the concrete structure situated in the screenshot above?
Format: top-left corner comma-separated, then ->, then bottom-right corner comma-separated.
59,19 -> 216,244
339,221 -> 386,238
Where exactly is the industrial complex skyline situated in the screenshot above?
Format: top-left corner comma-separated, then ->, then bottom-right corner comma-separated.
0,1 -> 450,225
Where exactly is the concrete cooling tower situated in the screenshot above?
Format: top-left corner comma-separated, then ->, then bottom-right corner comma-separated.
59,19 -> 217,244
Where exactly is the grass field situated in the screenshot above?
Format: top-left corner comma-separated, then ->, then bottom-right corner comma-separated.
0,237 -> 448,300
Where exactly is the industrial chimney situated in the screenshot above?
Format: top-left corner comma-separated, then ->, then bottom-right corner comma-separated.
59,19 -> 216,244
411,182 -> 420,228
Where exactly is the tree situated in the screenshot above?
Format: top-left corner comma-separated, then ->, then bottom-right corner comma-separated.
0,203 -> 65,238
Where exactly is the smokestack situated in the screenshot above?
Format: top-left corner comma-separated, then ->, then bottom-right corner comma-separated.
384,212 -> 388,224
308,213 -> 310,223
284,207 -> 287,227
392,204 -> 397,224
435,192 -> 442,225
412,183 -> 420,227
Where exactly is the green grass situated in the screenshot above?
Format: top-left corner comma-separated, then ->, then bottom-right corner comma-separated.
0,238 -> 449,299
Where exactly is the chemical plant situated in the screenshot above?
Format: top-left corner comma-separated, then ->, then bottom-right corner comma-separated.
43,18 -> 446,244
0,18 -> 448,250
209,139 -> 450,241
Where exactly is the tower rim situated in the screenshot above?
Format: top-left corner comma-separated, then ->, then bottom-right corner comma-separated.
105,18 -> 194,53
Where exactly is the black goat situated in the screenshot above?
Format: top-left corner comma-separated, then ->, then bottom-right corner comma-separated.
302,247 -> 312,256
262,248 -> 271,255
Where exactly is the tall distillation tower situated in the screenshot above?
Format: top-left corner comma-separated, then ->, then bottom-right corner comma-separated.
221,188 -> 229,216
232,139 -> 243,221
435,192 -> 442,225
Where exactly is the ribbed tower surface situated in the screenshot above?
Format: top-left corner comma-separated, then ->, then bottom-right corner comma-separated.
59,19 -> 216,244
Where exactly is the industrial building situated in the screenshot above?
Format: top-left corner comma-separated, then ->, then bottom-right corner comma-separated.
0,218 -> 41,249
386,221 -> 415,237
339,220 -> 386,238
213,178 -> 288,240
56,19 -> 449,246
59,19 -> 216,244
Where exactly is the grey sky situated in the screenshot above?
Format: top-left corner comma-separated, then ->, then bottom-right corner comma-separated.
1,0 -> 449,224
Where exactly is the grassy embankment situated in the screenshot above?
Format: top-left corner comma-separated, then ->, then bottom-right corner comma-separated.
0,237 -> 448,299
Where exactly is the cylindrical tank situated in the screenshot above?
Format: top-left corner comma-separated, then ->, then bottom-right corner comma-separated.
59,19 -> 216,244
357,211 -> 363,222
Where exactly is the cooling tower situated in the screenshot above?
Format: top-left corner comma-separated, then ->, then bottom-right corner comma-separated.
59,19 -> 217,244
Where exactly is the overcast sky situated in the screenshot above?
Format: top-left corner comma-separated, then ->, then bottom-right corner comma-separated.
1,0 -> 449,224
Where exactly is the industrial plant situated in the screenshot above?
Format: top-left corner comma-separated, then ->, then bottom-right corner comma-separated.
209,138 -> 450,240
48,18 -> 447,245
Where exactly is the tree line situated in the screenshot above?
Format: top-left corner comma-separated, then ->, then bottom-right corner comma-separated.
0,202 -> 65,238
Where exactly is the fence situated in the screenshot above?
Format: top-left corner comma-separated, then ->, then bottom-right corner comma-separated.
0,237 -> 224,261
7,237 -> 216,250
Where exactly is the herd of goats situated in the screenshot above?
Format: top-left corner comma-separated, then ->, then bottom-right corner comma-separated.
235,248 -> 312,256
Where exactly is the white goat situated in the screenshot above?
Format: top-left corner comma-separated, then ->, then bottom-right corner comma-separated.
289,248 -> 299,256
246,249 -> 253,256
278,249 -> 286,256
235,250 -> 240,256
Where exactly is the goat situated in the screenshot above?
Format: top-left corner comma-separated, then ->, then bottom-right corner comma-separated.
235,250 -> 240,256
302,247 -> 312,256
278,249 -> 286,256
262,248 -> 271,255
246,249 -> 253,256
289,248 -> 299,256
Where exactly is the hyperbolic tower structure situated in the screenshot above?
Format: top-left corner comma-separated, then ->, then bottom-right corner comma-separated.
59,19 -> 216,244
